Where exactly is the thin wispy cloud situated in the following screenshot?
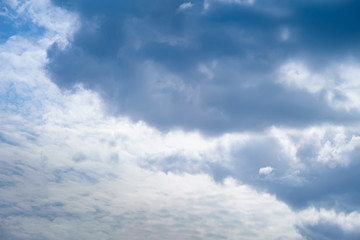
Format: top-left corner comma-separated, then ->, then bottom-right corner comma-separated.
177,2 -> 193,12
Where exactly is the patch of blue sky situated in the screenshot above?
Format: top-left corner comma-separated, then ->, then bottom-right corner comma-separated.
0,16 -> 16,43
0,5 -> 45,43
0,21 -> 45,43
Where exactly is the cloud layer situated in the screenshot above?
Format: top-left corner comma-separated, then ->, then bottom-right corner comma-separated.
46,0 -> 360,133
1,0 -> 360,239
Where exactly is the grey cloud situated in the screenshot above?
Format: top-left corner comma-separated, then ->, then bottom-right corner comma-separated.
138,129 -> 360,212
4,0 -> 360,239
47,0 -> 360,134
226,145 -> 360,211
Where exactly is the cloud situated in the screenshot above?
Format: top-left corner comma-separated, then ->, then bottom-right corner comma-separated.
45,0 -> 360,134
1,48 -> 302,239
296,208 -> 360,240
177,2 -> 193,12
259,166 -> 273,176
203,0 -> 255,11
0,11 -> 300,239
3,0 -> 360,239
298,208 -> 360,233
278,60 -> 360,111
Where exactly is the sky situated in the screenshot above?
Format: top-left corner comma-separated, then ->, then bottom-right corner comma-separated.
1,0 -> 360,239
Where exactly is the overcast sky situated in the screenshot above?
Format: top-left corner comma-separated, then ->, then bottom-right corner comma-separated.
1,0 -> 360,239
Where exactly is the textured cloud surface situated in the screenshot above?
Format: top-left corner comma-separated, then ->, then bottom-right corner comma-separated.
1,0 -> 360,239
47,0 -> 360,133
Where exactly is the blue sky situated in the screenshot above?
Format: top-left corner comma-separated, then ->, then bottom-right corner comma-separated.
1,0 -> 360,239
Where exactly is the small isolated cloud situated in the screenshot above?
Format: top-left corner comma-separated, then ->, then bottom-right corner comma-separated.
259,166 -> 273,176
212,0 -> 255,4
280,27 -> 290,41
203,0 -> 254,11
225,0 -> 255,4
177,2 -> 193,12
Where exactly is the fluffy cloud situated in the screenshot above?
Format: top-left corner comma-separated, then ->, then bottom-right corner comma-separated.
0,31 -> 301,238
297,208 -> 360,240
259,166 -> 273,176
279,60 -> 360,111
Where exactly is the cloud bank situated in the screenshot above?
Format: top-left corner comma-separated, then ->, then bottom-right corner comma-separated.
1,0 -> 360,239
46,0 -> 360,133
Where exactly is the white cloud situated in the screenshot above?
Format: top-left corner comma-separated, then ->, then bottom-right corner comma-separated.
297,207 -> 360,233
268,125 -> 360,167
278,59 -> 360,111
0,5 -> 302,237
214,0 -> 254,5
229,0 -> 255,4
0,70 -> 301,239
269,127 -> 299,164
278,61 -> 325,93
259,166 -> 273,176
0,25 -> 302,240
177,2 -> 193,12
2,0 -> 79,48
5,68 -> 359,238
204,0 -> 254,11
316,126 -> 360,166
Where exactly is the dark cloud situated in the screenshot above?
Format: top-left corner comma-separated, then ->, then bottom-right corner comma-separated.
264,160 -> 360,211
139,132 -> 360,214
218,140 -> 360,211
47,0 -> 360,134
